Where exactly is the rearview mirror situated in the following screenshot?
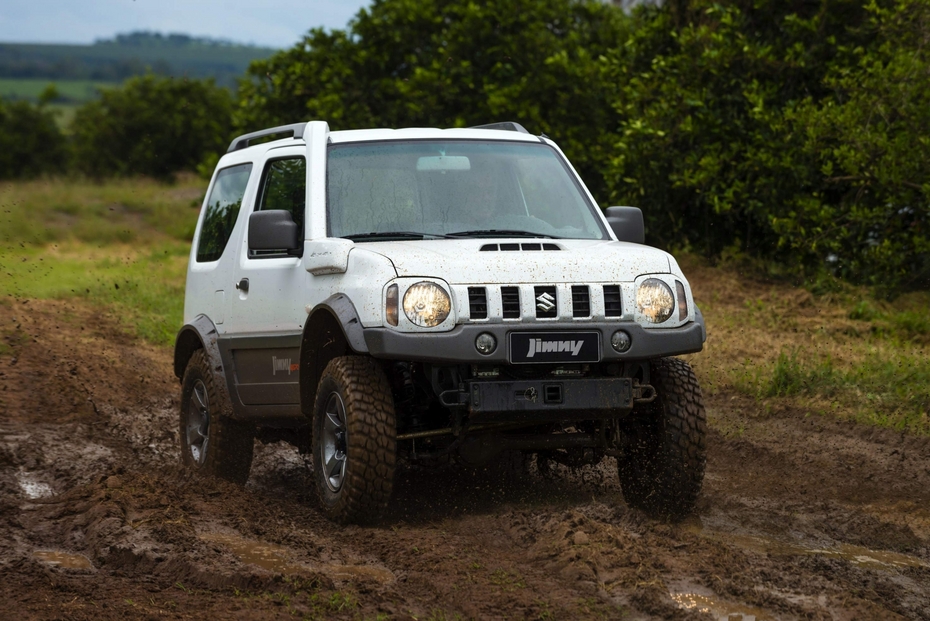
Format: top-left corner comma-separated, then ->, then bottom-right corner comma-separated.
605,206 -> 644,244
249,210 -> 301,254
416,156 -> 471,171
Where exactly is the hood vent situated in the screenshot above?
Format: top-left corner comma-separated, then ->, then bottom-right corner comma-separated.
480,243 -> 561,252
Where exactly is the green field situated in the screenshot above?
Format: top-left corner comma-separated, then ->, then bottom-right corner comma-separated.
0,78 -> 115,103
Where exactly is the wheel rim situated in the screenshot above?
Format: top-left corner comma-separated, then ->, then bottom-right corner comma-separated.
321,392 -> 348,492
186,379 -> 210,465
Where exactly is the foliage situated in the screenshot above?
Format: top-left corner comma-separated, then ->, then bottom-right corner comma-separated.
235,0 -> 627,201
604,0 -> 929,291
0,98 -> 67,179
70,75 -> 233,179
780,0 -> 930,291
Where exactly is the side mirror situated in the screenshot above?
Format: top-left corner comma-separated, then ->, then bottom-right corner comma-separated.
605,206 -> 644,244
249,210 -> 301,254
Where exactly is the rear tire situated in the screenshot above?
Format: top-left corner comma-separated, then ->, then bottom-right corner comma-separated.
312,356 -> 396,524
618,357 -> 706,520
179,349 -> 254,484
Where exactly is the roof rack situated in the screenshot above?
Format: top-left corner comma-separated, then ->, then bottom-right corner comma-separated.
227,122 -> 307,153
469,121 -> 530,134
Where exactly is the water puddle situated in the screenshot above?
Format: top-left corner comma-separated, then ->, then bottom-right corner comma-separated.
33,550 -> 94,570
17,471 -> 53,499
685,519 -> 928,571
671,593 -> 773,620
199,533 -> 393,583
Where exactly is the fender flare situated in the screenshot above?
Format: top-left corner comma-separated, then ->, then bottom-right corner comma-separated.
173,315 -> 235,419
299,294 -> 369,416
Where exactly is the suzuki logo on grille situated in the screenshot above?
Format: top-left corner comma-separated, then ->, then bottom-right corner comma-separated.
536,292 -> 556,312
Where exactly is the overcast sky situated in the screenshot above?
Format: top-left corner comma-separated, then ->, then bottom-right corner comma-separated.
0,0 -> 372,48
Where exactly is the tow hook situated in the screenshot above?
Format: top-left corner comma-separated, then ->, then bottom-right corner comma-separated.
632,380 -> 656,403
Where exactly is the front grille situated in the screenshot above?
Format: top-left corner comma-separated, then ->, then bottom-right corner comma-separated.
534,285 -> 557,318
468,287 -> 488,319
603,285 -> 623,317
571,285 -> 590,318
501,287 -> 521,318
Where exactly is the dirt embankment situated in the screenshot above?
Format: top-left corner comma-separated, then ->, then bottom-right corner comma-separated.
1,299 -> 929,620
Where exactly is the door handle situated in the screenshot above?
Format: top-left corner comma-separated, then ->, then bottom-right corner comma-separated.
235,278 -> 249,293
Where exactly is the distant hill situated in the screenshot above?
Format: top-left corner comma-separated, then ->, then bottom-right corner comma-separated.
0,31 -> 278,88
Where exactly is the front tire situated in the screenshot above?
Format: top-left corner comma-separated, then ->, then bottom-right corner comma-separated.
179,349 -> 254,484
312,356 -> 396,524
618,357 -> 706,520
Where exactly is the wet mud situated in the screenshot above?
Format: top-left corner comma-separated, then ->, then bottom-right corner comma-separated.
1,299 -> 929,619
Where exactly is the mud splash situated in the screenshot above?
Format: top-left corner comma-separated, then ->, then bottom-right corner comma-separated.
33,550 -> 94,570
199,533 -> 394,583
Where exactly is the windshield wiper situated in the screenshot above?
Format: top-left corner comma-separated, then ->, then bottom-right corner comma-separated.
342,231 -> 454,242
447,229 -> 560,239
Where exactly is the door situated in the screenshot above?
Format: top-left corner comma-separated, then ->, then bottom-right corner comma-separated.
183,162 -> 254,332
224,147 -> 310,406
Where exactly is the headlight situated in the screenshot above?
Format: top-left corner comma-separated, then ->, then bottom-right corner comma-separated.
403,282 -> 451,327
636,278 -> 674,323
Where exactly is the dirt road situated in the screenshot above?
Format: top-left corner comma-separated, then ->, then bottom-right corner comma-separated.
1,299 -> 928,620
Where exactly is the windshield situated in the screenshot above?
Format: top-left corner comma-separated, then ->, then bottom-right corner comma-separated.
326,140 -> 608,240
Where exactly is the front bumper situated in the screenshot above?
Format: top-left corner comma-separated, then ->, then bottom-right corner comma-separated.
363,312 -> 705,365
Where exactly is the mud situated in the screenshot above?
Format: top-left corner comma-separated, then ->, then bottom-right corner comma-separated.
1,299 -> 929,619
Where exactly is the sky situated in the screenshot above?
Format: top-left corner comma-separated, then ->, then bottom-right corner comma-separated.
0,0 -> 373,48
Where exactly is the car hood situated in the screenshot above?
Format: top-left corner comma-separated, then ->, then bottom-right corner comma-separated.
355,238 -> 672,283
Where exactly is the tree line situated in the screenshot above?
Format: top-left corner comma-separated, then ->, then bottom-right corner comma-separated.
3,0 -> 928,291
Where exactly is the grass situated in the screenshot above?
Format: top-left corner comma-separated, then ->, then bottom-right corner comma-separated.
682,254 -> 930,435
0,176 -> 203,345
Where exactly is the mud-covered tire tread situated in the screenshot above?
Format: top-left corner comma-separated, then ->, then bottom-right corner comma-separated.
179,349 -> 254,484
618,357 -> 706,520
312,356 -> 396,524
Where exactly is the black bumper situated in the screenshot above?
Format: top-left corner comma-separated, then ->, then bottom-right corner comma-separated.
452,376 -> 634,423
363,314 -> 705,365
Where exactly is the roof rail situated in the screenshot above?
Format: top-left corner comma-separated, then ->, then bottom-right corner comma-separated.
227,122 -> 308,153
469,121 -> 530,134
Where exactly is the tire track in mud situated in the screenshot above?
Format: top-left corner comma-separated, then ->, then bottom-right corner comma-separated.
1,300 -> 929,619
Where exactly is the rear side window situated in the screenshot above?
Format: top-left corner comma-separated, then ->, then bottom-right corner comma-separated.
196,163 -> 253,263
250,157 -> 306,257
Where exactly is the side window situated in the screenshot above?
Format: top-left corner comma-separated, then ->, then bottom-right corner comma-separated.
251,157 -> 306,256
196,163 -> 253,263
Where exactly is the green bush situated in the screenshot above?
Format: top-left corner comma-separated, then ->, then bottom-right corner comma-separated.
0,99 -> 67,179
70,75 -> 233,179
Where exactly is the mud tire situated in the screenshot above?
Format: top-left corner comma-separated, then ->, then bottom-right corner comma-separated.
312,356 -> 396,524
179,349 -> 254,484
618,357 -> 706,520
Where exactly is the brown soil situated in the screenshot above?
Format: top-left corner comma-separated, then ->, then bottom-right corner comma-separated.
1,299 -> 928,620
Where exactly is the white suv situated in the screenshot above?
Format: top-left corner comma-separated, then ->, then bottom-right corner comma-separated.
174,121 -> 707,523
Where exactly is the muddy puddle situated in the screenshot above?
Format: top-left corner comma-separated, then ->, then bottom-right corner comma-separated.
199,533 -> 394,583
33,550 -> 94,570
17,471 -> 53,499
669,589 -> 774,621
686,518 -> 929,570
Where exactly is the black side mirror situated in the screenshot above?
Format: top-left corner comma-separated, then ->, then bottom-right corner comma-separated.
249,210 -> 301,254
605,206 -> 644,244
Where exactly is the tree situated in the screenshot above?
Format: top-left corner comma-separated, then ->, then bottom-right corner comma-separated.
70,75 -> 233,179
0,99 -> 67,179
235,0 -> 627,202
780,0 -> 930,289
